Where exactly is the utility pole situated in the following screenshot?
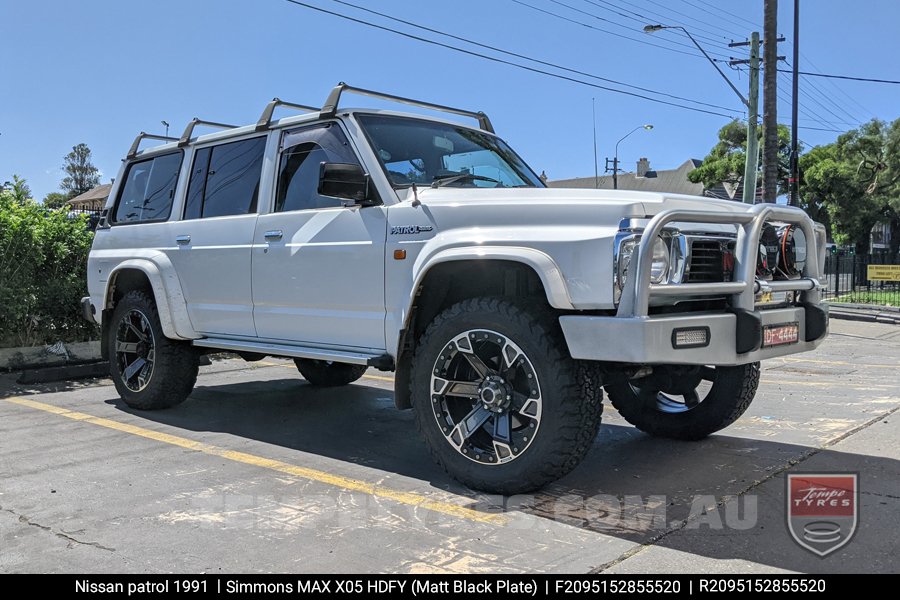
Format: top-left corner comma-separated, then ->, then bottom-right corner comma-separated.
605,157 -> 619,190
592,99 -> 599,189
762,0 -> 779,203
730,33 -> 761,204
789,0 -> 800,206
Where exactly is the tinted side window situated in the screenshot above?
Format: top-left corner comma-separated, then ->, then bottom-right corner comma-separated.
113,152 -> 182,223
276,123 -> 361,213
184,137 -> 265,219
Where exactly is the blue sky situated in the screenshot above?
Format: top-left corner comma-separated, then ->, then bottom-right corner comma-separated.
2,0 -> 898,200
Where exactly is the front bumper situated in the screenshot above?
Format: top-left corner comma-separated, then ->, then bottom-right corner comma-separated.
560,304 -> 828,366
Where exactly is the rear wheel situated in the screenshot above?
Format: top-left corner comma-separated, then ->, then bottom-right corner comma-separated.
294,359 -> 367,387
108,290 -> 198,410
411,297 -> 603,494
605,363 -> 760,440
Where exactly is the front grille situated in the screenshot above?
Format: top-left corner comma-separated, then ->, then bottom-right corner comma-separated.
686,240 -> 733,282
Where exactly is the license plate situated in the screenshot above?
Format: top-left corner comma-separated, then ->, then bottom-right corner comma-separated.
763,323 -> 799,347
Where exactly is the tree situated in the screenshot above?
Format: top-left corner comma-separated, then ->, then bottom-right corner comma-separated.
61,143 -> 100,198
43,192 -> 69,210
4,174 -> 32,204
688,120 -> 792,198
800,119 -> 900,253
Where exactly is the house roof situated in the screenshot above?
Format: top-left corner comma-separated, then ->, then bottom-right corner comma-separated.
549,159 -> 705,195
67,183 -> 111,207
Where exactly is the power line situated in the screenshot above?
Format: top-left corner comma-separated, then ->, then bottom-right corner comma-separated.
782,62 -> 861,126
636,0 -> 746,40
680,0 -> 762,31
324,0 -> 736,112
580,0 -> 735,50
518,0 -> 732,60
280,0 -> 740,119
777,68 -> 900,85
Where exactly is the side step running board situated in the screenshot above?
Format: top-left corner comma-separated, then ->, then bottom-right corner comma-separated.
192,338 -> 391,368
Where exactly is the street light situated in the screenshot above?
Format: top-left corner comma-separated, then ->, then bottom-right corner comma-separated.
161,120 -> 170,138
646,23 -> 760,205
612,124 -> 653,190
644,24 -> 748,107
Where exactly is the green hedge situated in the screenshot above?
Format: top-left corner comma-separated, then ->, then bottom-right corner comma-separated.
0,194 -> 97,347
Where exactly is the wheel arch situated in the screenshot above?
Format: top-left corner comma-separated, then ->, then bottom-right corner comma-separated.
393,250 -> 571,410
104,258 -> 195,342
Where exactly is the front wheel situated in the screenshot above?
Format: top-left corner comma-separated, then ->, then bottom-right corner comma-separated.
411,297 -> 603,495
108,290 -> 199,410
605,363 -> 760,440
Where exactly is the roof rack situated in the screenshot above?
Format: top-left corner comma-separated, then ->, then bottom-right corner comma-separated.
256,97 -> 318,131
126,133 -> 179,159
178,118 -> 238,147
320,82 -> 494,133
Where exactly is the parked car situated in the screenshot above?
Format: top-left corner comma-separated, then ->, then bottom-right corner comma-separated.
82,83 -> 828,493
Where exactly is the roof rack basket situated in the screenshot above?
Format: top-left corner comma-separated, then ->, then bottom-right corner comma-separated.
320,82 -> 494,133
256,98 -> 318,131
178,118 -> 238,147
126,133 -> 178,159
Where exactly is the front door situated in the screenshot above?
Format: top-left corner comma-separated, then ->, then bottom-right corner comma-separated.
251,122 -> 387,351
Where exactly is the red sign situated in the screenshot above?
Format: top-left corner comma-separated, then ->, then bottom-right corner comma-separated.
786,473 -> 858,556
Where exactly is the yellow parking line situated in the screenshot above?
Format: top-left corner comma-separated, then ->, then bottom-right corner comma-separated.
3,396 -> 504,525
362,374 -> 395,383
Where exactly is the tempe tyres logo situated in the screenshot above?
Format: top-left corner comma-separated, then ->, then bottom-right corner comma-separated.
786,473 -> 858,557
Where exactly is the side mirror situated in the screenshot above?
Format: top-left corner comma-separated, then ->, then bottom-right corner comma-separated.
318,162 -> 378,206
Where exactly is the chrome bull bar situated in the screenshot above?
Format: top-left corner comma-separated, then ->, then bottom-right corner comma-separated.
616,204 -> 826,318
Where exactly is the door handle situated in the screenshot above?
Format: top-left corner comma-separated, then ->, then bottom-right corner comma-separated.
176,235 -> 191,245
264,230 -> 283,241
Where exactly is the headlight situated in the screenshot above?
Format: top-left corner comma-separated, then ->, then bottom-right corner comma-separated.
649,235 -> 670,283
617,235 -> 670,289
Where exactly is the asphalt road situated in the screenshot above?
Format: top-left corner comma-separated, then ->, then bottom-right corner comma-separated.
1,319 -> 897,574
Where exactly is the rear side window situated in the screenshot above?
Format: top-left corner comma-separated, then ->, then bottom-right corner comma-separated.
184,137 -> 265,219
113,152 -> 182,224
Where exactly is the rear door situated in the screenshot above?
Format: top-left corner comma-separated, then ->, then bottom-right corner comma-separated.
251,122 -> 387,350
165,136 -> 266,337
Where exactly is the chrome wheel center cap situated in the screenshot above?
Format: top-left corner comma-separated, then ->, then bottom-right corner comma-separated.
479,376 -> 511,413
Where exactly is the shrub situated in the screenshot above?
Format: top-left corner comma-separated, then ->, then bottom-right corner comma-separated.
0,193 -> 97,346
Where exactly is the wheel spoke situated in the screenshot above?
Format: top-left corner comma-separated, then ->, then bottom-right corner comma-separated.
699,366 -> 717,381
460,351 -> 492,378
116,341 -> 139,354
123,357 -> 146,380
492,412 -> 512,444
126,321 -> 148,342
683,389 -> 701,408
446,380 -> 480,399
447,405 -> 493,448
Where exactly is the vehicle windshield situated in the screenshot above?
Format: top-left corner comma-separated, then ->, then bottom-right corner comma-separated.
356,114 -> 545,189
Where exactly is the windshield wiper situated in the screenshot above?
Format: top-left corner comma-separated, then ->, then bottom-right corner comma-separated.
431,173 -> 501,188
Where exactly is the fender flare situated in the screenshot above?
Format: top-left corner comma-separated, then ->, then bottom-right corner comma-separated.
409,245 -> 574,312
105,256 -> 197,340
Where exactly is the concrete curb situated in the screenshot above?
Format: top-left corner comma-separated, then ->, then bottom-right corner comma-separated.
827,303 -> 900,325
0,341 -> 102,371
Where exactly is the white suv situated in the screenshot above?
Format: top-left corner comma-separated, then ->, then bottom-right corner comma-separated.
82,83 -> 828,493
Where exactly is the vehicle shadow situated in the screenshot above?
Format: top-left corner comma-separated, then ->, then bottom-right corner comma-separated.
106,376 -> 899,574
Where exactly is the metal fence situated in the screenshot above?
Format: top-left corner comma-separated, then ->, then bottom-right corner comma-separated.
822,253 -> 900,306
